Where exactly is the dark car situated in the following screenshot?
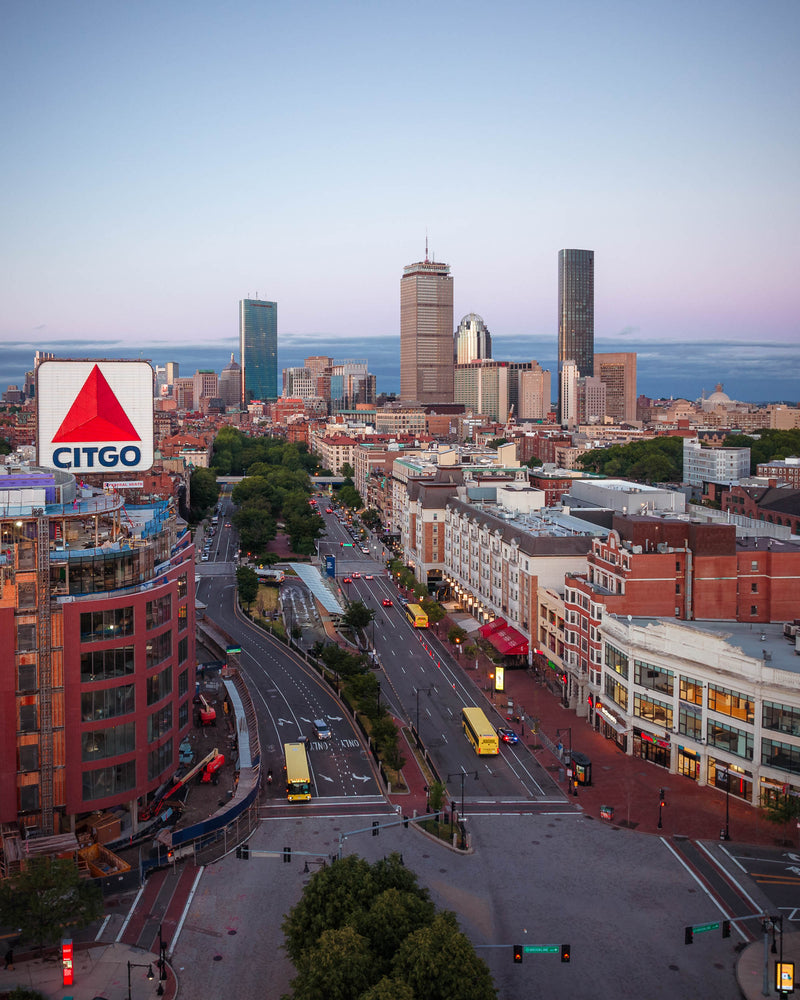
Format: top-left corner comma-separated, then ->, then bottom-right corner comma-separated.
497,727 -> 519,745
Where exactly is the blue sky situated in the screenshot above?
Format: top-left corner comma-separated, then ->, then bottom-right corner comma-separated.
1,1 -> 798,394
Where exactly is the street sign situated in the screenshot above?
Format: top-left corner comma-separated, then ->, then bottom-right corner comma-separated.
693,922 -> 720,934
524,945 -> 559,954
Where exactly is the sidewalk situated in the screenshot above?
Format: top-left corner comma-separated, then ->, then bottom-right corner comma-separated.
0,941 -> 175,1000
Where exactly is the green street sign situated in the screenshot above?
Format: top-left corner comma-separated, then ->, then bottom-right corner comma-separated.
524,945 -> 560,954
693,922 -> 720,934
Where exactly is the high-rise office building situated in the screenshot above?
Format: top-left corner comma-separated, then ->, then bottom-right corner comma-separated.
594,352 -> 637,423
518,362 -> 552,420
219,354 -> 242,408
558,249 -> 594,420
454,313 -> 492,365
240,299 -> 278,403
400,250 -> 454,403
454,360 -> 509,423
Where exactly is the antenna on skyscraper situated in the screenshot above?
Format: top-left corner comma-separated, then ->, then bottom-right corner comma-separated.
425,231 -> 429,263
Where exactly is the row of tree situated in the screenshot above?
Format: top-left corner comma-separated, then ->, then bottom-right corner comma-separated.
575,435 -> 684,482
281,853 -> 497,1000
719,428 -> 800,475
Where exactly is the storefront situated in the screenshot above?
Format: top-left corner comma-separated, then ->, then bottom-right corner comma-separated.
677,746 -> 701,782
633,728 -> 671,769
709,758 -> 752,803
596,702 -> 628,752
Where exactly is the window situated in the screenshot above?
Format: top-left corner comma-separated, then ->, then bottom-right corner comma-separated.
751,582 -> 758,593
81,685 -> 135,722
148,739 -> 173,781
18,663 -> 37,692
604,674 -> 628,711
707,720 -> 753,760
147,666 -> 173,706
179,700 -> 189,728
148,704 -> 173,742
680,676 -> 703,705
82,761 -> 136,801
708,684 -> 754,724
178,637 -> 188,665
19,704 -> 37,732
19,785 -> 39,812
80,607 -> 134,643
679,705 -> 702,740
146,631 -> 172,669
80,647 -> 135,682
17,622 -> 36,650
146,595 -> 172,629
763,702 -> 800,738
178,669 -> 188,697
177,574 -> 188,599
81,723 -> 136,761
605,643 -> 629,680
751,606 -> 758,616
762,738 -> 800,776
18,745 -> 38,771
634,661 -> 674,696
178,604 -> 188,632
634,693 -> 673,728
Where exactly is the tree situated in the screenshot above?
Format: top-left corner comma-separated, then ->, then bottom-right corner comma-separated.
343,600 -> 375,631
762,792 -> 800,844
338,484 -> 362,510
340,462 -> 355,480
287,925 -> 375,1000
0,857 -> 103,955
525,455 -> 543,469
360,508 -> 382,530
448,625 -> 468,647
360,977 -> 415,1000
352,887 -> 435,966
420,599 -> 445,625
236,565 -> 258,610
189,467 -> 218,519
392,911 -> 497,1000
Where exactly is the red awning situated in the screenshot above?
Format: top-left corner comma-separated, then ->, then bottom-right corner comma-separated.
486,624 -> 529,656
479,617 -> 507,638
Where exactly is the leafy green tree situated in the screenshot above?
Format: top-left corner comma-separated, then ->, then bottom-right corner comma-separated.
343,600 -> 375,631
420,599 -> 445,625
340,462 -> 355,480
0,857 -> 103,955
353,887 -> 436,966
392,911 -> 497,1000
189,467 -> 218,519
360,508 -> 382,530
575,435 -> 684,482
762,792 -> 800,844
525,455 -> 543,469
287,925 -> 375,1000
487,437 -> 508,449
338,484 -> 362,510
360,977 -> 415,1000
236,565 -> 258,610
448,625 -> 468,646
234,501 -> 277,558
0,437 -> 12,456
428,780 -> 446,814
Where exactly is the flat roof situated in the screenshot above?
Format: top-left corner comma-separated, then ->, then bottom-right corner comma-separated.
288,562 -> 345,616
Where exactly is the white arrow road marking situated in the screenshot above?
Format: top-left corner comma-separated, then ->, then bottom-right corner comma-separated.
352,774 -> 371,783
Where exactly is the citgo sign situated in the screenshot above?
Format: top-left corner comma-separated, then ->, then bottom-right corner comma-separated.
37,360 -> 155,473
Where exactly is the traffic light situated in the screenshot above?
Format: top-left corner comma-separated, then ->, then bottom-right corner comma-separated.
513,944 -> 523,964
685,926 -> 694,945
560,944 -> 570,963
403,815 -> 409,829
235,844 -> 242,859
283,846 -> 291,863
722,920 -> 731,938
241,842 -> 250,860
660,788 -> 666,808
372,821 -> 379,836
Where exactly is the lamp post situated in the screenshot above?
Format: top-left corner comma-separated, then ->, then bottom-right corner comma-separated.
446,770 -> 478,849
127,960 -> 154,1000
157,923 -> 168,995
556,728 -> 577,796
720,765 -> 731,841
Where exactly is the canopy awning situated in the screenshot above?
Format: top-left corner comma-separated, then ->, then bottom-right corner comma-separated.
485,623 -> 529,656
479,617 -> 507,638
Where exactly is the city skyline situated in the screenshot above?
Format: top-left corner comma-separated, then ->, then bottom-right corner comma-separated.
0,2 -> 796,364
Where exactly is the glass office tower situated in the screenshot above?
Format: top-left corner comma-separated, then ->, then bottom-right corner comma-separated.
558,249 -> 594,421
239,299 -> 278,403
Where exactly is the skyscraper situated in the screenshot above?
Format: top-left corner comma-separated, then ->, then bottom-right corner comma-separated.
594,352 -> 637,423
240,298 -> 278,403
400,249 -> 454,403
454,313 -> 492,364
558,249 -> 594,420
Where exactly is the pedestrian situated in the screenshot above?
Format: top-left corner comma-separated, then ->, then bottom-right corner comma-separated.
4,948 -> 13,971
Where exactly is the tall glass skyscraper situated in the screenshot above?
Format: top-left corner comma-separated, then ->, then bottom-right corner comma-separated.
454,313 -> 492,364
239,298 -> 278,403
558,249 -> 594,420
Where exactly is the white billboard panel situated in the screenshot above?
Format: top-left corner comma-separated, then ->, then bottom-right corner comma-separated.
37,360 -> 155,473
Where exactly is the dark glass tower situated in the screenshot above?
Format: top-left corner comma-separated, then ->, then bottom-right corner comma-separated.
239,299 -> 277,403
558,249 -> 594,420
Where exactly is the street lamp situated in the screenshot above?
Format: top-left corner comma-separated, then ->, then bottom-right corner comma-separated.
446,770 -> 479,849
127,961 -> 154,1000
156,923 -> 168,995
556,728 -> 577,796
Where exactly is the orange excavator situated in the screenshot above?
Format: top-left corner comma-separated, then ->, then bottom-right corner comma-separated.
139,747 -> 223,820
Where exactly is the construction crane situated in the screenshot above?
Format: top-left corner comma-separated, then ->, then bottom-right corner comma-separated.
139,747 -> 220,820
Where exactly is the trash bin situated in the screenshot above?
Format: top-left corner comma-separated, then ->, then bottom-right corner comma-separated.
572,751 -> 592,786
600,805 -> 614,821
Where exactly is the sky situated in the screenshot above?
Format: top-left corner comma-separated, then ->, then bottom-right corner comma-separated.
1,1 -> 798,401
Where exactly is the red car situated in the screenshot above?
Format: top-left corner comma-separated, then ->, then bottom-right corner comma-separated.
326,508 -> 333,513
382,598 -> 393,607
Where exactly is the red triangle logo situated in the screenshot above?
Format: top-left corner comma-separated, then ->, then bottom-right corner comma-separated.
53,365 -> 141,443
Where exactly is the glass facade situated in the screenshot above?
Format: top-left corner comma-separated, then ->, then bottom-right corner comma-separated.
240,298 -> 278,402
558,248 -> 594,419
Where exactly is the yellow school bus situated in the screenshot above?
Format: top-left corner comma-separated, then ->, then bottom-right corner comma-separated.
462,707 -> 499,755
404,603 -> 429,628
284,742 -> 311,801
